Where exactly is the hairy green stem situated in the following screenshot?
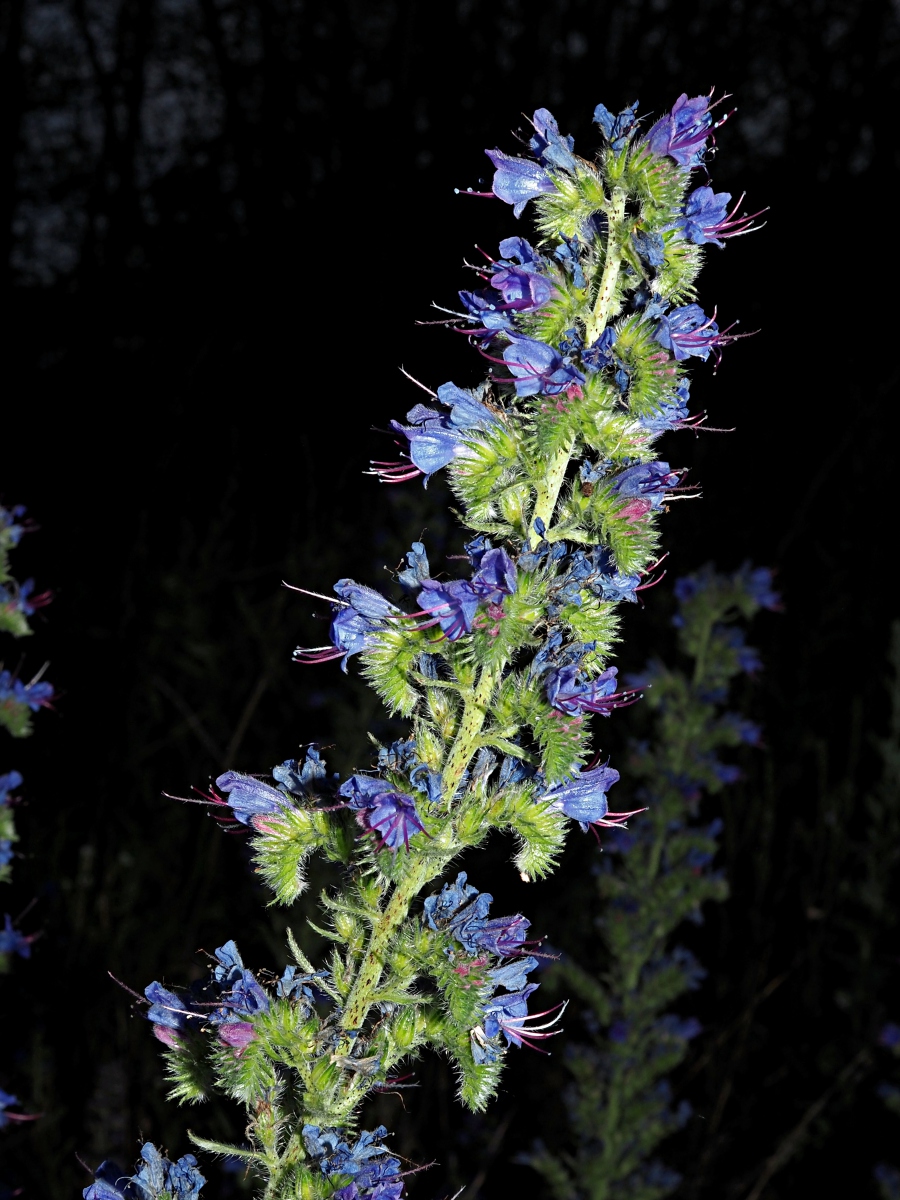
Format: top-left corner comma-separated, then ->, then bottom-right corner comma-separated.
584,187 -> 627,345
529,187 -> 627,544
531,436 -> 577,542
339,665 -> 499,1038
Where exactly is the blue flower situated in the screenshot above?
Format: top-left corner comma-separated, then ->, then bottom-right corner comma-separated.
545,664 -> 641,717
644,92 -> 723,169
502,333 -> 585,397
376,739 -> 442,803
541,764 -> 637,832
674,186 -> 731,246
83,1143 -> 205,1200
214,771 -> 287,829
0,913 -> 32,958
414,548 -> 516,642
382,383 -> 500,484
473,984 -> 564,1060
593,100 -> 640,151
673,186 -> 765,247
0,669 -> 55,711
610,461 -> 681,509
0,1088 -> 20,1130
0,770 -> 22,806
397,542 -> 431,590
484,149 -> 556,217
273,746 -> 337,798
294,580 -> 398,671
424,874 -> 530,957
487,955 -> 538,993
582,326 -> 616,372
637,384 -> 692,432
476,913 -> 532,957
302,1125 -> 401,1189
144,980 -> 207,1047
632,229 -> 666,268
528,108 -> 578,172
653,303 -> 727,362
339,776 -> 426,852
0,504 -> 26,547
736,563 -> 781,610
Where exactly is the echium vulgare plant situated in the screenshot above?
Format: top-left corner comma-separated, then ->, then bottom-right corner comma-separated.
527,564 -> 780,1200
85,93 -> 763,1198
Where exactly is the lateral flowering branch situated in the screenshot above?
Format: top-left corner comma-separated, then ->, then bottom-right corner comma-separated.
99,92 -> 762,1199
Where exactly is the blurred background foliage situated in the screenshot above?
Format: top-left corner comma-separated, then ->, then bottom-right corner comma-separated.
0,0 -> 898,1195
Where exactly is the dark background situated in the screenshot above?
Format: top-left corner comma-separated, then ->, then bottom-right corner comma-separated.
1,0 -> 898,1196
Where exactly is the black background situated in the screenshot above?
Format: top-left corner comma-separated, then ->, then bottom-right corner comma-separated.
1,1 -> 898,1196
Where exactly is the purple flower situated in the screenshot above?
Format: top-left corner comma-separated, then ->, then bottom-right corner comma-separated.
0,913 -> 32,958
339,776 -> 427,852
528,108 -> 578,172
415,578 -> 481,640
484,149 -> 556,217
880,1023 -> 900,1049
502,334 -> 586,397
611,461 -> 681,509
644,92 -> 723,169
653,303 -> 728,362
413,548 -> 516,642
471,547 -> 517,601
0,770 -> 22,806
545,665 -> 641,717
214,771 -> 287,829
